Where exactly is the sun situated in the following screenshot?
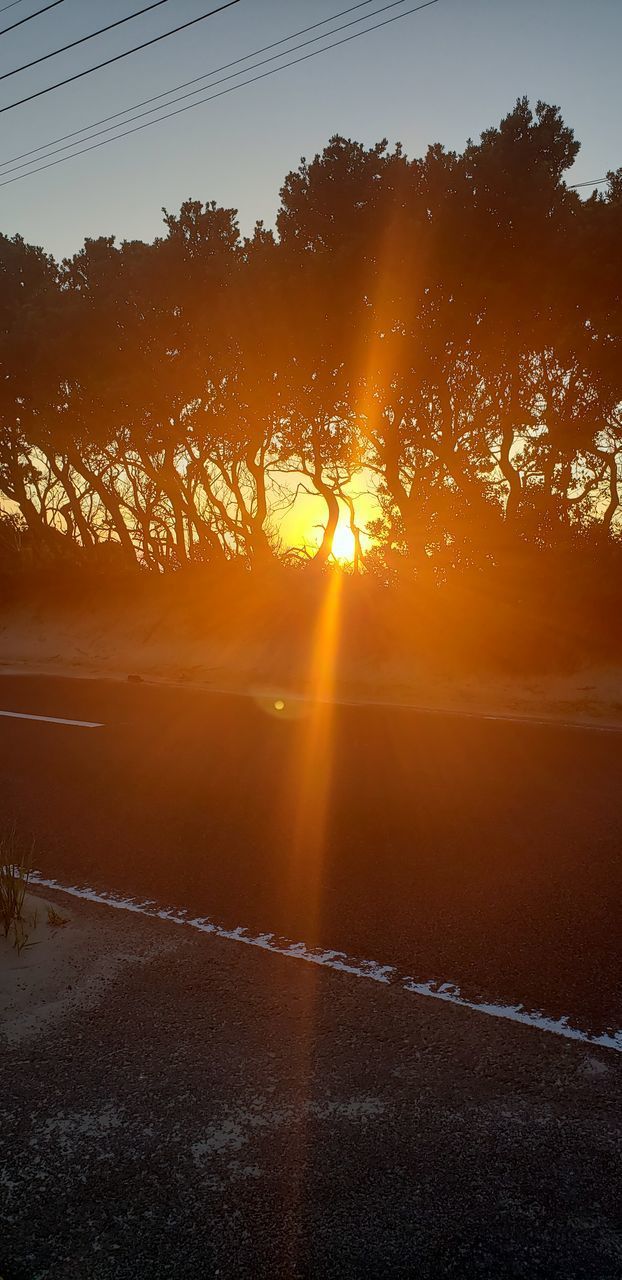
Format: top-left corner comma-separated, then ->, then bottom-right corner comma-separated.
330,522 -> 356,564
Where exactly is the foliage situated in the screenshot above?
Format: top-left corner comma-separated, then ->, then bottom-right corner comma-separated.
0,829 -> 35,955
0,99 -> 620,584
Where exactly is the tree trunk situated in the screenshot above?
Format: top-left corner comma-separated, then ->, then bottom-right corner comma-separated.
49,458 -> 95,549
312,470 -> 340,565
599,450 -> 620,539
66,447 -> 138,562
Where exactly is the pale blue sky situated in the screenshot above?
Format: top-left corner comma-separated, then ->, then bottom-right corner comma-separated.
0,0 -> 619,260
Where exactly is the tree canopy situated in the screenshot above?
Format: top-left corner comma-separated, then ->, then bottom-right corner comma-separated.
1,99 -> 620,583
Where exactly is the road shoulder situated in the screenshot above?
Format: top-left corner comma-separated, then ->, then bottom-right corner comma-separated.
1,890 -> 621,1278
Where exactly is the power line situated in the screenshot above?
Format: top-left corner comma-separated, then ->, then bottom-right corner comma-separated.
1,0 -> 175,82
1,0 -> 378,171
0,0 -> 440,186
0,0 -> 63,38
0,0 -> 380,169
0,0 -> 28,13
568,178 -> 608,189
0,0 -> 240,115
1,0 -> 413,173
1,3 -> 609,198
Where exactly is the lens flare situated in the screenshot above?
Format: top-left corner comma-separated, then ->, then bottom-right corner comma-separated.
279,568 -> 343,1242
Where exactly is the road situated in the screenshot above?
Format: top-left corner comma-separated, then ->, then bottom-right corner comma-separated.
3,888 -> 622,1280
0,672 -> 620,1040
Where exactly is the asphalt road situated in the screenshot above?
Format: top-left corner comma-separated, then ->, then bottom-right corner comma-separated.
0,673 -> 620,1039
2,892 -> 621,1280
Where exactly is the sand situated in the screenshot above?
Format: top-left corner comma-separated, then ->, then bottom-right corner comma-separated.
0,595 -> 621,729
0,888 -> 175,1045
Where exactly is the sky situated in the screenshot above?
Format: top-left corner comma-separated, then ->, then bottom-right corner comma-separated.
0,0 -> 620,262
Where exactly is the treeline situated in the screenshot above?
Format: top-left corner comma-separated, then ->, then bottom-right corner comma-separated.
1,98 -> 621,582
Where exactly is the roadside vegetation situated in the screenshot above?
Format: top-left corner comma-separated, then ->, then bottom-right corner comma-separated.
0,832 -> 67,953
0,829 -> 35,956
0,834 -> 39,957
1,98 -> 620,671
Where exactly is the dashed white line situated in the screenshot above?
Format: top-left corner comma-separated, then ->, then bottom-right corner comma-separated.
0,710 -> 103,728
30,872 -> 622,1055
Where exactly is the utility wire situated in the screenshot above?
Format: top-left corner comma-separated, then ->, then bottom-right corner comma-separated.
0,2 -> 609,197
1,0 -> 175,81
0,0 -> 63,37
0,0 -> 380,169
0,0 -> 440,185
1,0 -> 415,173
0,0 -> 239,114
0,0 -> 27,12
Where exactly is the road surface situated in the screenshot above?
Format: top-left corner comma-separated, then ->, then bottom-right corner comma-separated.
1,673 -> 620,1041
3,888 -> 622,1280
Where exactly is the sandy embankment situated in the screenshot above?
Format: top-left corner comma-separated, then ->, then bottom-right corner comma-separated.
0,889 -> 175,1045
1,597 -> 622,729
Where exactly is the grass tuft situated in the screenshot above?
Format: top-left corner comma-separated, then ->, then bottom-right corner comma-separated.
0,827 -> 35,955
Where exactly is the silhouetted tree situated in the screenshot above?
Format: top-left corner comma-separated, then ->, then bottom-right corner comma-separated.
0,99 -> 620,586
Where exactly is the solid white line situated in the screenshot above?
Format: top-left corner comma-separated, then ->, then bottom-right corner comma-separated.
0,709 -> 103,728
30,872 -> 622,1055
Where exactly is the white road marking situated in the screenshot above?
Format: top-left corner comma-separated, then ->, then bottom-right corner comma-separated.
0,710 -> 103,728
30,872 -> 622,1055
